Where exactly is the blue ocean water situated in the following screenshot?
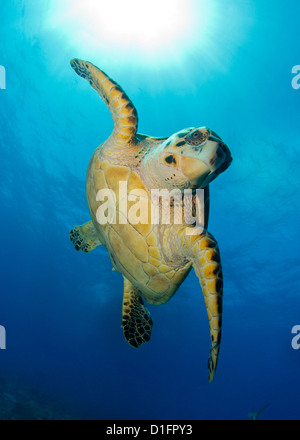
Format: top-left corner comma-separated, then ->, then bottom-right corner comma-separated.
0,0 -> 300,420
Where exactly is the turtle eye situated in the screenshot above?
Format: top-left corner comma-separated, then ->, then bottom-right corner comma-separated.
186,130 -> 206,146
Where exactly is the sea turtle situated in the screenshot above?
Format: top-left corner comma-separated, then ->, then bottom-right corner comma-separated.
69,59 -> 232,382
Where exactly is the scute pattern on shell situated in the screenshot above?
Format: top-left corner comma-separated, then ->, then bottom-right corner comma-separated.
87,158 -> 192,305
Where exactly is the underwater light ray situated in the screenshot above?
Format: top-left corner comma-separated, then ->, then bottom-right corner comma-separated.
46,0 -> 215,66
45,0 -> 254,84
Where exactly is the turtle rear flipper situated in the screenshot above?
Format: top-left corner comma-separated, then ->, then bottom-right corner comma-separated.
122,277 -> 153,348
70,221 -> 102,253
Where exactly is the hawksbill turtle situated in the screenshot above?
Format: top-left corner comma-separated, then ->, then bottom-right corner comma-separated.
69,59 -> 232,382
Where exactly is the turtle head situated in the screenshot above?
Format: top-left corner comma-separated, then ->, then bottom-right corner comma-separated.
156,127 -> 232,189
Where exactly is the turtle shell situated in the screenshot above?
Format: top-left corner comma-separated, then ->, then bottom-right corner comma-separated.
86,148 -> 192,305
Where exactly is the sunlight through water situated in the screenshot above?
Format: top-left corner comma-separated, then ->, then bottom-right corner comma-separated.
46,0 -> 216,66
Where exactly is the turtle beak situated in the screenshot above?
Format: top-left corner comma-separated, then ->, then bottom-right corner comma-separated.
199,136 -> 233,187
208,130 -> 232,170
198,130 -> 232,172
181,131 -> 232,188
212,137 -> 233,175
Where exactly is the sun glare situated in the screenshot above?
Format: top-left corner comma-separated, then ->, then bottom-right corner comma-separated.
77,0 -> 190,50
47,0 -> 214,65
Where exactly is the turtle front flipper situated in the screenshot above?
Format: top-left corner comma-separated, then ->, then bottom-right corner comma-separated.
71,59 -> 138,146
178,230 -> 223,382
122,277 -> 153,348
70,221 -> 103,253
